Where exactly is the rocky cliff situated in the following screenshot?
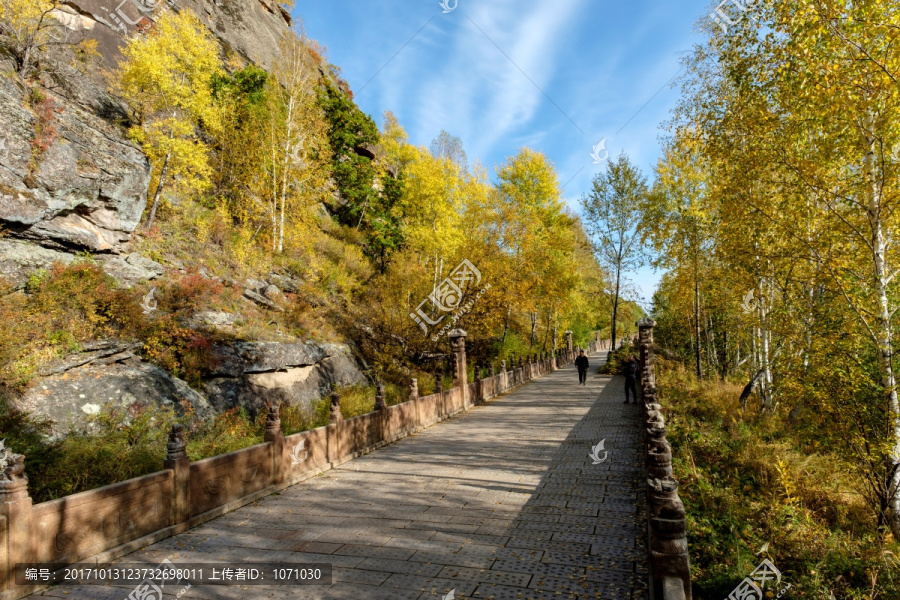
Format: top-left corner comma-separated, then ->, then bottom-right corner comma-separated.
0,0 -> 293,257
0,2 -> 372,435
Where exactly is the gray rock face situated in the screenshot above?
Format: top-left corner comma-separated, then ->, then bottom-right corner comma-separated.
205,342 -> 368,415
99,252 -> 166,287
267,273 -> 299,293
0,239 -> 76,287
15,351 -> 213,438
187,310 -> 237,331
0,0 -> 293,257
15,339 -> 366,437
0,76 -> 150,253
63,0 -> 292,73
242,288 -> 283,311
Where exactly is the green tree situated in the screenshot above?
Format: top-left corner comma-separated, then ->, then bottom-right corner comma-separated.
581,153 -> 647,352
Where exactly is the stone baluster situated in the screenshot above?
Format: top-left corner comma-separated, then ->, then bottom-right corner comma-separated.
410,378 -> 421,430
374,381 -> 387,411
264,405 -> 285,485
330,390 -> 343,424
638,317 -> 691,600
0,441 -> 33,594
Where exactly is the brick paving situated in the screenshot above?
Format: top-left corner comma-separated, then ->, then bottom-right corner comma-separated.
33,354 -> 648,600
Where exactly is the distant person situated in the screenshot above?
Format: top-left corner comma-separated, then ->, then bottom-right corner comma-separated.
575,350 -> 589,385
623,354 -> 639,404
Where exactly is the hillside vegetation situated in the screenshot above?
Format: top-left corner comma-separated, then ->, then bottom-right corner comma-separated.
0,4 -> 620,500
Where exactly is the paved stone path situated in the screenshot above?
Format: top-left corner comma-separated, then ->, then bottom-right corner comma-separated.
35,354 -> 648,600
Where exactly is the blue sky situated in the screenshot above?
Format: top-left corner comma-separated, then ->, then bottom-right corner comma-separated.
291,1 -> 711,308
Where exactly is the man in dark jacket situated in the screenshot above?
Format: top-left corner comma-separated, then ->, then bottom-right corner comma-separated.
623,354 -> 639,404
575,351 -> 589,385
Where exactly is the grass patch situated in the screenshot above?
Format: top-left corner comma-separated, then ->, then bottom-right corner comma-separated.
658,358 -> 900,598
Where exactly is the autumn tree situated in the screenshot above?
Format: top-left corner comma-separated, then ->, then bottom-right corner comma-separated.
0,0 -> 96,81
581,153 -> 647,352
114,9 -> 223,230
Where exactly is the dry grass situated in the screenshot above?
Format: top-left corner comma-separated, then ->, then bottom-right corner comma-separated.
658,358 -> 899,599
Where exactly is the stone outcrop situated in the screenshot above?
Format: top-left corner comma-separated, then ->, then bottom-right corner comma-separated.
0,239 -> 76,288
98,252 -> 167,287
13,340 -> 368,436
59,0 -> 292,73
0,0 -> 294,259
0,75 -> 150,253
204,341 -> 369,415
15,344 -> 214,438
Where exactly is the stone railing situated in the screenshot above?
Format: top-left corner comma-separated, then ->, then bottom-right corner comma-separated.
637,317 -> 692,600
0,329 -> 592,600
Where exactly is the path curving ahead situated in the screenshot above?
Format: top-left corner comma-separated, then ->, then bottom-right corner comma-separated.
33,354 -> 648,600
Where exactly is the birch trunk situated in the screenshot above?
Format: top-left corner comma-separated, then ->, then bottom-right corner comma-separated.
145,151 -> 170,231
862,118 -> 900,538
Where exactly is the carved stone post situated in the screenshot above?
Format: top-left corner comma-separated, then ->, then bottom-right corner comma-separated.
330,390 -> 343,424
565,330 -> 573,356
449,329 -> 468,409
374,381 -> 387,411
410,378 -> 421,431
163,424 -> 191,524
474,361 -> 483,405
637,317 -> 658,405
500,360 -> 507,393
436,365 -> 445,419
374,381 -> 387,442
648,477 -> 692,599
0,441 -> 32,594
327,390 -> 344,464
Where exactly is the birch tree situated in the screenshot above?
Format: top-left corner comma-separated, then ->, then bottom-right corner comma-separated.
581,153 -> 647,352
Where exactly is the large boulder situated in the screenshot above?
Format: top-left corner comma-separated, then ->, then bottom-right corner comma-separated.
0,239 -> 76,288
204,341 -> 369,415
14,343 -> 214,438
99,252 -> 167,287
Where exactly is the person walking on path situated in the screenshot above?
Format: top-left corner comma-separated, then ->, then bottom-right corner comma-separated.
623,354 -> 640,403
575,350 -> 590,385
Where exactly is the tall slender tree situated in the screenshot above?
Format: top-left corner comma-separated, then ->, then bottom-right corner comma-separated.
581,153 -> 647,352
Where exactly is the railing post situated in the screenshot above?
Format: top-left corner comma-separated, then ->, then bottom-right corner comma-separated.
474,362 -> 483,405
374,380 -> 387,442
327,390 -> 343,463
436,365 -> 445,419
410,378 -> 421,430
0,442 -> 33,596
449,329 -> 468,409
165,424 -> 191,524
500,360 -> 507,392
638,317 -> 691,600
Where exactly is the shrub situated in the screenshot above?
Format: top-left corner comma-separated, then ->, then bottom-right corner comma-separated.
600,340 -> 635,375
658,359 -> 900,598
